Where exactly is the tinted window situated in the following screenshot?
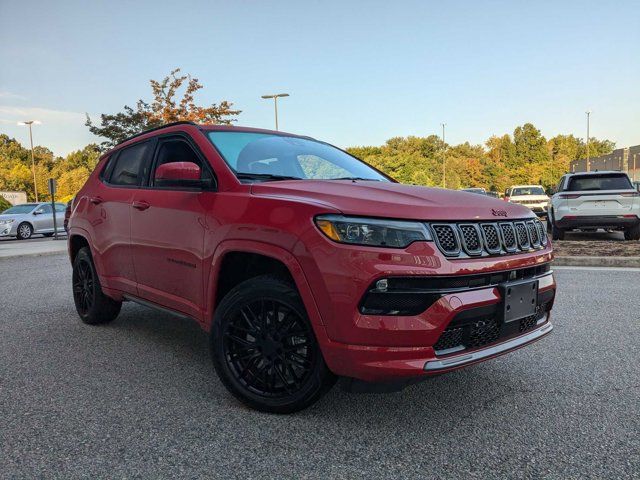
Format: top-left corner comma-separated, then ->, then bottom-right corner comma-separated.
207,131 -> 388,182
151,138 -> 211,186
109,142 -> 150,186
38,204 -> 53,213
567,174 -> 633,191
2,204 -> 37,214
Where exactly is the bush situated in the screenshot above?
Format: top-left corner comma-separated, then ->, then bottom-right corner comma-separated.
0,196 -> 12,212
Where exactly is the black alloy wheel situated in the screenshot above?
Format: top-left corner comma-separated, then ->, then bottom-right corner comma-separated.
72,247 -> 121,324
223,298 -> 315,398
73,255 -> 95,316
211,275 -> 335,413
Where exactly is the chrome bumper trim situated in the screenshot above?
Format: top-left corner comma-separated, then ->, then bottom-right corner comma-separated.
424,320 -> 553,372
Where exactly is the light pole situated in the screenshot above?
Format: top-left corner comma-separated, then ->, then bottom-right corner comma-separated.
18,120 -> 41,202
261,93 -> 289,130
585,110 -> 591,172
441,123 -> 446,188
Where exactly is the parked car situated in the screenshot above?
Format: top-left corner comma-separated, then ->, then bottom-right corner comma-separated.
461,187 -> 486,195
63,199 -> 73,233
504,185 -> 549,216
548,171 -> 640,240
68,121 -> 556,413
0,202 -> 67,239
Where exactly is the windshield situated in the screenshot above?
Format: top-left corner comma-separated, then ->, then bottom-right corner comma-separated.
2,204 -> 37,214
567,174 -> 633,191
512,187 -> 545,196
207,131 -> 389,182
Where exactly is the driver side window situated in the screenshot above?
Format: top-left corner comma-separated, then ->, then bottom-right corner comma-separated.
151,138 -> 212,187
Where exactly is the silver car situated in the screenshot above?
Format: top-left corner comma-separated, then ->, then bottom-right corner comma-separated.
0,202 -> 67,240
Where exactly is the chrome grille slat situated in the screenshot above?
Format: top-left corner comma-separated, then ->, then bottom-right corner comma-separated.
430,219 -> 546,258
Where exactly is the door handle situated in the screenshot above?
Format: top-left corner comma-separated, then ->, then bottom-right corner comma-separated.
132,200 -> 150,211
89,196 -> 103,205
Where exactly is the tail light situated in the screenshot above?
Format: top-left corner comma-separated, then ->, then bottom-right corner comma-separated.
558,194 -> 582,199
620,192 -> 639,197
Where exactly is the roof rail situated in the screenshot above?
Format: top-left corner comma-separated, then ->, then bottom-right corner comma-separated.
119,121 -> 198,145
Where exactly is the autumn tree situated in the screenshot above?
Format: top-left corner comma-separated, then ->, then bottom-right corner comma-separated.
86,68 -> 241,149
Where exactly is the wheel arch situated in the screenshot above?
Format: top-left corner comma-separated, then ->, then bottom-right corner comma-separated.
205,240 -> 326,332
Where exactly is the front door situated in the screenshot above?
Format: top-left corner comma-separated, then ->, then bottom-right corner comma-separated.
32,204 -> 54,233
130,135 -> 215,319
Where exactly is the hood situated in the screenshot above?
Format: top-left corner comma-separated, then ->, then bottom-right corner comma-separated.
251,180 -> 535,221
0,213 -> 24,221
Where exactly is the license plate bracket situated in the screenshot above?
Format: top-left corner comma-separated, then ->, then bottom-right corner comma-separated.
500,279 -> 538,323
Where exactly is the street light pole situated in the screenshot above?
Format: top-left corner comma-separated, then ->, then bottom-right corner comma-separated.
18,120 -> 40,202
261,93 -> 290,130
585,110 -> 591,172
441,123 -> 446,188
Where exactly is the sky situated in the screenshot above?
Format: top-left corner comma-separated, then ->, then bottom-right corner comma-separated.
0,0 -> 638,157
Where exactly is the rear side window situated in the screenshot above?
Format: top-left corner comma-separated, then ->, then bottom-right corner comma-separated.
567,174 -> 632,191
108,142 -> 150,186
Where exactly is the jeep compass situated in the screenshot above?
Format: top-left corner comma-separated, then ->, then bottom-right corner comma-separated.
68,121 -> 556,413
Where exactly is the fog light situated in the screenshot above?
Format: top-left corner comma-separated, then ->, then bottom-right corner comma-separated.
376,279 -> 388,291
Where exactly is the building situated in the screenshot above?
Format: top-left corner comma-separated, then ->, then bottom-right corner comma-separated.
569,145 -> 640,181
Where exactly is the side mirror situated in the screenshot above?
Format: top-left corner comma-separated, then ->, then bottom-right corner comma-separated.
154,162 -> 209,189
33,208 -> 44,215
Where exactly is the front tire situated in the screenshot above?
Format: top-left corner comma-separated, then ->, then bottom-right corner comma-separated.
211,275 -> 336,413
16,222 -> 33,240
624,224 -> 640,241
72,247 -> 121,324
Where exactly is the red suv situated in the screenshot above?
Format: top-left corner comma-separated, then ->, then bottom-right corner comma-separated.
68,122 -> 556,413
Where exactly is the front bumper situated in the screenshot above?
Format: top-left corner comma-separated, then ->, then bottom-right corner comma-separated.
0,224 -> 15,236
424,320 -> 552,371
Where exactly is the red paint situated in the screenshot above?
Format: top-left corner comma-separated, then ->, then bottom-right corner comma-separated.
68,123 -> 557,383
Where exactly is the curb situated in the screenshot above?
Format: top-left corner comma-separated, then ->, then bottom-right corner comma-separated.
0,248 -> 67,261
553,256 -> 640,268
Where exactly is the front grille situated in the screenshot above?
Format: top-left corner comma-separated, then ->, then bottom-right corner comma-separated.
431,224 -> 460,255
468,318 -> 500,348
458,224 -> 482,255
430,218 -> 547,258
527,221 -> 540,247
433,326 -> 464,351
433,302 -> 549,355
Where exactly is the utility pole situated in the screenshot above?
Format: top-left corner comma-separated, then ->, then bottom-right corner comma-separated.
261,93 -> 290,130
441,123 -> 446,188
585,110 -> 591,172
18,120 -> 41,202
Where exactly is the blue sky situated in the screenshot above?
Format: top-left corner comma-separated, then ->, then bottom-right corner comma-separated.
1,0 -> 638,156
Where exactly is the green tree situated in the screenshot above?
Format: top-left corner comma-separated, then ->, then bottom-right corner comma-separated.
86,68 -> 241,149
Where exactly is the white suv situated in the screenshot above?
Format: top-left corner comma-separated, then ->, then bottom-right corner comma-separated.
548,171 -> 640,240
504,185 -> 549,216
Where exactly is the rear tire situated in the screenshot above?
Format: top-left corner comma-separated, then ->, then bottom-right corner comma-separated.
72,247 -> 121,324
550,213 -> 565,241
211,275 -> 336,413
16,222 -> 33,240
624,224 -> 640,241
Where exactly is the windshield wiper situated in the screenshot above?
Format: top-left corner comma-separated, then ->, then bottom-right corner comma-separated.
327,177 -> 381,181
236,172 -> 302,181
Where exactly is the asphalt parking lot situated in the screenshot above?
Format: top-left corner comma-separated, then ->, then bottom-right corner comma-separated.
1,255 -> 638,479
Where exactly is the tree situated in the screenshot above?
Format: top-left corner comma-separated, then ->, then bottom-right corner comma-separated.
86,68 -> 241,149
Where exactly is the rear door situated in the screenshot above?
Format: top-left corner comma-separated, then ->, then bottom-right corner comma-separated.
566,173 -> 637,214
129,134 -> 215,319
88,140 -> 155,294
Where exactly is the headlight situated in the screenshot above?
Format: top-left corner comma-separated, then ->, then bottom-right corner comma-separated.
315,215 -> 432,248
0,219 -> 14,225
